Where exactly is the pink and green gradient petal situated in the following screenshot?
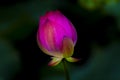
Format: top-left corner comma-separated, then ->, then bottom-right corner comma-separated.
48,57 -> 62,66
37,10 -> 78,66
61,37 -> 74,58
66,57 -> 80,62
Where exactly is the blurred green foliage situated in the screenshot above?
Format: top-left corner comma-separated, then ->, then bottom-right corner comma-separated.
0,0 -> 120,80
0,39 -> 20,80
78,0 -> 104,10
78,0 -> 120,30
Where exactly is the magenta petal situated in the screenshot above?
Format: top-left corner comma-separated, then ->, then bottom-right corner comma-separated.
47,10 -> 77,44
38,20 -> 75,51
40,16 -> 47,27
37,10 -> 77,58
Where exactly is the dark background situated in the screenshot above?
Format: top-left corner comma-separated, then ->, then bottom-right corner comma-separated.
0,0 -> 120,80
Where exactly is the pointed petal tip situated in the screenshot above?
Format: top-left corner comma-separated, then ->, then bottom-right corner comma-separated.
48,57 -> 63,66
66,57 -> 80,62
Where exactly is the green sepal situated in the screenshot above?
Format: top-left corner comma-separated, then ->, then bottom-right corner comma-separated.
66,57 -> 79,62
48,57 -> 63,66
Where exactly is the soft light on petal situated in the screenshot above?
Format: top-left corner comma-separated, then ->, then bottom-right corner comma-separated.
48,57 -> 63,66
37,35 -> 63,58
37,10 -> 79,66
61,37 -> 74,58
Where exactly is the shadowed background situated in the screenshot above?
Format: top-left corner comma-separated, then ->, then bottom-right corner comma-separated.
0,0 -> 120,80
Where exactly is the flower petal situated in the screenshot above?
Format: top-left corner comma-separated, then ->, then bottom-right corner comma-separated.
48,57 -> 63,66
37,35 -> 63,58
62,37 -> 74,58
47,10 -> 77,45
66,57 -> 80,62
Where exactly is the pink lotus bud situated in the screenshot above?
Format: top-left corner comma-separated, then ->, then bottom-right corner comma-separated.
37,10 -> 79,66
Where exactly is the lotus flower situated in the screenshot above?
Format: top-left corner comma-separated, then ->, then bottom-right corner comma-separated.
37,10 -> 78,66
